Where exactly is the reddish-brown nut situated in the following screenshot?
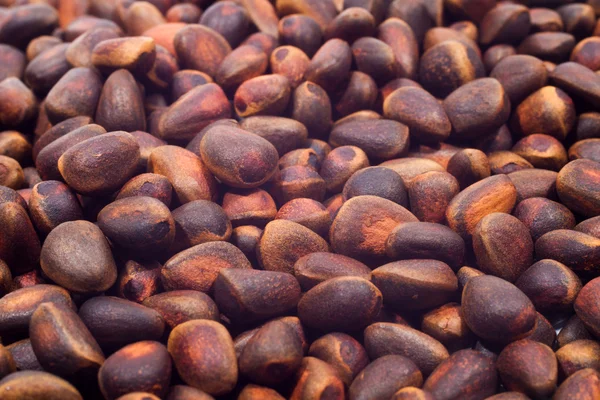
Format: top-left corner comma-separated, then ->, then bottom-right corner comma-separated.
496,340 -> 558,398
351,37 -> 400,85
386,222 -> 465,270
0,155 -> 24,190
298,277 -> 382,332
6,338 -> 43,372
29,302 -> 104,379
391,387 -> 436,400
556,159 -> 600,217
530,8 -> 563,33
0,78 -> 37,128
238,384 -> 284,400
571,37 -> 600,71
305,39 -> 352,93
483,44 -> 516,72
330,195 -> 417,264
462,276 -> 536,343
554,368 -> 600,400
115,259 -> 161,303
0,371 -> 82,400
0,3 -> 59,48
536,230 -> 600,272
363,322 -> 449,376
199,1 -> 250,48
451,20 -> 479,40
558,4 -> 596,38
513,197 -> 576,241
28,180 -> 83,236
308,333 -> 368,386
334,71 -> 378,117
170,200 -> 231,253
550,62 -> 600,109
511,134 -> 568,171
270,166 -> 327,205
275,198 -> 331,237
142,290 -> 219,331
408,171 -> 460,224
558,316 -> 595,349
487,151 -> 533,174
26,36 -> 62,63
278,14 -> 322,57
289,357 -> 345,400
0,344 -> 15,379
257,219 -> 329,274
569,139 -> 600,163
576,216 -> 600,239
161,241 -> 251,293
96,69 -> 146,132
372,260 -> 458,311
24,43 -> 70,95
342,166 -> 407,206
240,116 -> 308,158
446,175 -> 518,240
233,74 -> 291,118
169,70 -> 212,103
0,131 -> 31,164
91,36 -> 156,74
422,27 -> 480,57
279,148 -> 320,171
446,149 -> 490,190
168,320 -> 237,396
166,4 -> 202,24
221,188 -> 276,227
325,7 -> 375,42
291,81 -> 333,138
116,173 -> 172,207
215,45 -> 268,93
479,3 -> 531,46
293,252 -> 371,291
173,24 -> 231,77
320,146 -> 369,193
421,303 -> 474,352
40,220 -> 117,294
556,340 -> 600,378
423,349 -> 498,400
0,44 -> 25,82
508,169 -> 558,202
237,0 -> 278,40
0,202 -> 40,274
349,355 -> 423,400
44,68 -> 103,124
377,18 -> 420,80
269,46 -> 310,89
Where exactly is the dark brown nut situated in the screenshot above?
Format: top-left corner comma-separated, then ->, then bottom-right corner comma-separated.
571,37 -> 600,71
279,149 -> 320,171
257,219 -> 329,273
0,202 -> 40,274
32,116 -> 92,161
65,27 -> 119,68
0,77 -> 37,128
28,180 -> 83,236
334,71 -> 378,117
386,222 -> 465,270
512,134 -> 568,171
239,116 -> 307,157
450,20 -> 479,41
115,259 -> 161,303
168,320 -> 237,396
577,112 -> 600,141
421,303 -> 474,351
36,124 -> 105,181
517,32 -> 576,63
423,349 -> 497,400
408,171 -> 460,224
214,268 -> 301,324
372,260 -> 458,311
576,277 -> 600,339
349,355 -> 422,400
173,24 -> 231,77
298,277 -> 381,333
444,0 -> 495,23
199,1 -> 249,48
16,188 -> 30,204
490,55 -> 548,105
0,155 -> 24,190
29,302 -> 104,379
236,0 -> 278,40
304,139 -> 332,164
277,14 -> 322,58
140,22 -> 186,57
324,7 -> 373,43
289,356 -> 345,400
329,119 -> 409,161
0,284 -> 74,336
488,151 -> 534,174
40,220 -> 117,293
58,131 -> 140,196
231,225 -> 263,261
221,189 -> 276,227
423,27 -> 481,57
386,0 -> 433,45
11,269 -> 45,291
268,46 -> 309,89
351,37 -> 399,85
44,67 -> 102,124
91,36 -> 156,75
199,125 -> 278,188
98,196 -> 175,256
293,252 -> 371,291
24,43 -> 69,95
419,41 -> 485,98
570,139 -> 600,163
525,312 -> 556,348
276,0 -> 336,29
551,62 -> 600,108
530,8 -> 563,33
514,197 -> 576,241
116,173 -> 172,208
98,341 -> 171,400
275,198 -> 330,237
148,146 -> 218,204
391,387 -> 435,400
536,230 -> 600,272
0,344 -> 15,379
576,216 -> 600,239
475,124 -> 513,154
145,44 -> 179,90
446,175 -> 517,241
308,333 -> 368,386
63,15 -> 122,42
554,368 -> 600,400
0,185 -> 26,209
142,291 -> 219,330
342,166 -> 407,206
239,320 -> 303,386
161,241 -> 251,292
169,70 -> 212,102
462,275 -> 536,343
330,195 -> 417,263
364,322 -> 449,376
483,44 -> 516,72
215,45 -> 268,93
383,87 -> 450,144
166,385 -> 215,400
116,393 -> 160,400
22,167 -> 41,189
446,149 -> 490,190
377,18 -> 419,80
508,169 -> 558,202
558,316 -> 595,348
0,44 -> 25,81
0,260 -> 11,297
0,4 -> 58,47
472,212 -> 533,283
0,131 -> 30,164
556,340 -> 600,378
516,259 -> 581,314
319,146 -> 369,193
497,339 -> 557,398
304,39 -> 352,93
96,69 -> 145,132
557,159 -> 600,217
170,200 -> 231,253
0,370 -> 82,400
26,36 -> 62,63
480,3 -> 531,46
234,74 -> 291,118
558,4 -> 596,38
270,166 -> 327,204
444,78 -> 510,140
6,338 -> 43,372
457,266 -> 485,291
291,81 -> 333,138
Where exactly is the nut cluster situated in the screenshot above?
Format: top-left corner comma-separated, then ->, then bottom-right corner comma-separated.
1,0 -> 600,399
